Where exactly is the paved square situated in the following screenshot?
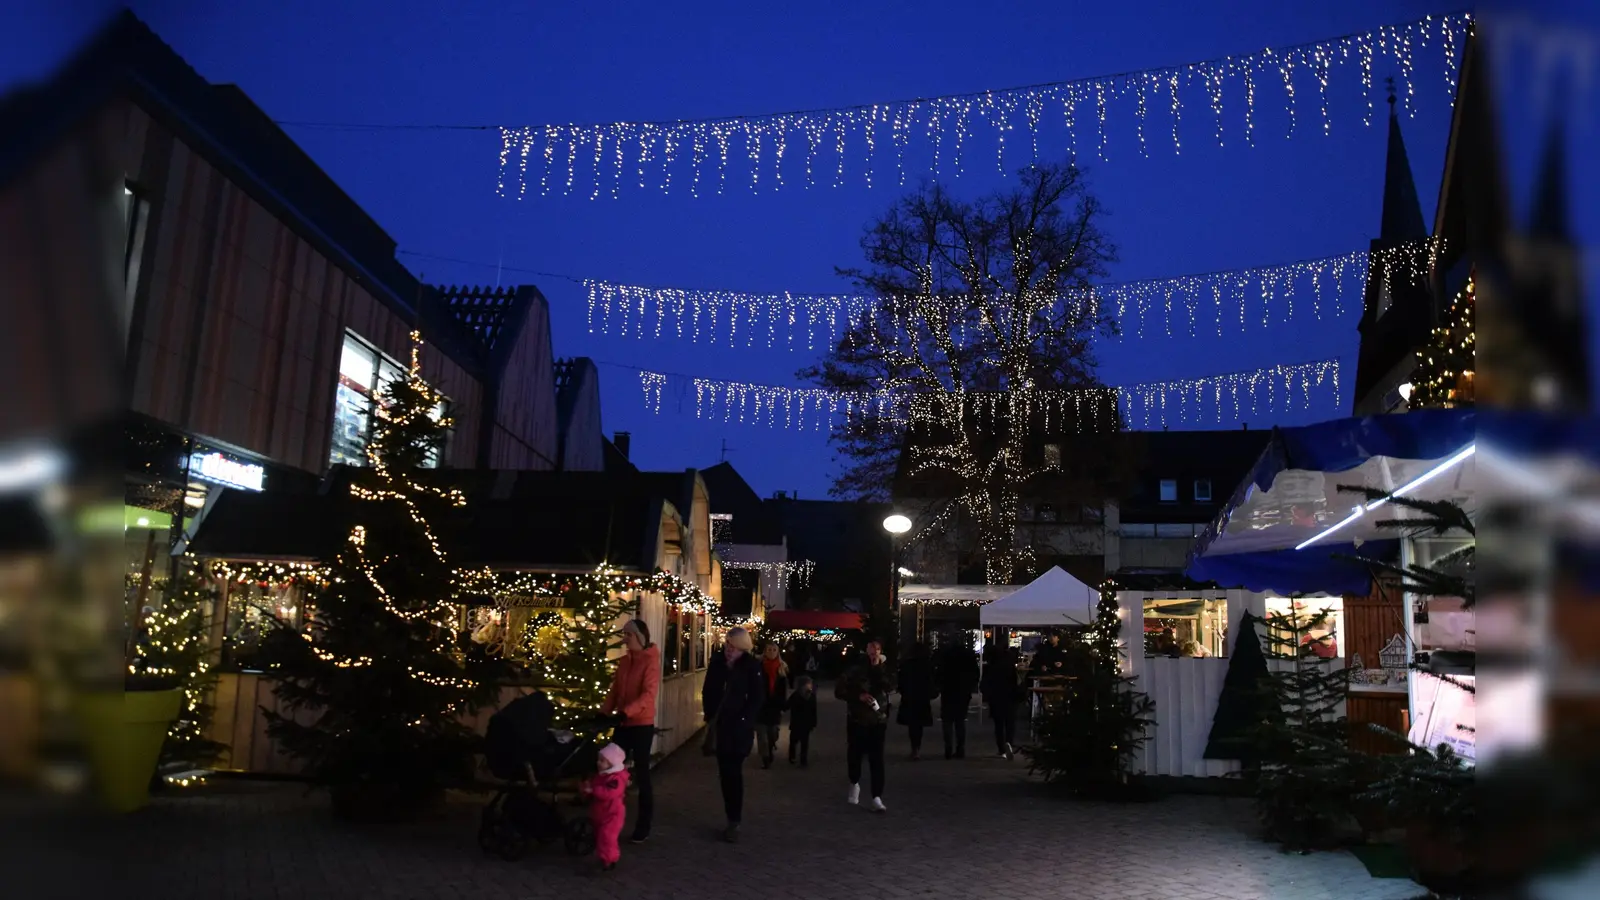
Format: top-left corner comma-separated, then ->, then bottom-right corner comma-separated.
92,691 -> 1422,899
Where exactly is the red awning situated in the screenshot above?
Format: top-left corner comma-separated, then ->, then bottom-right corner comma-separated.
766,610 -> 864,632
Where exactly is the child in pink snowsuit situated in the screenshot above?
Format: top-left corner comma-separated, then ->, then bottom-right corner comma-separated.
586,743 -> 631,870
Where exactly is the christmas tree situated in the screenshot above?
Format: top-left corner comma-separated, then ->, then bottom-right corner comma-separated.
1409,276 -> 1475,409
260,332 -> 504,820
1251,603 -> 1357,850
1203,617 -> 1272,765
507,578 -> 637,736
1023,579 -> 1154,797
128,564 -> 227,771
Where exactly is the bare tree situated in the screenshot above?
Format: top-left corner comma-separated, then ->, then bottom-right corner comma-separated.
801,161 -> 1122,583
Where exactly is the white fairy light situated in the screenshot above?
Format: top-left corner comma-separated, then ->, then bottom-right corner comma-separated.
580,238 -> 1442,350
634,359 -> 1340,434
495,13 -> 1472,198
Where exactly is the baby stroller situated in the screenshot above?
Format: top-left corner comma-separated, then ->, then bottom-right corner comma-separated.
477,691 -> 605,861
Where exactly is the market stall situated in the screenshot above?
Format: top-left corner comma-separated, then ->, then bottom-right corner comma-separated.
1186,408 -> 1476,758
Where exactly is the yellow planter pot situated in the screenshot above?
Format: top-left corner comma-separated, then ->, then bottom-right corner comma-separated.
74,689 -> 182,813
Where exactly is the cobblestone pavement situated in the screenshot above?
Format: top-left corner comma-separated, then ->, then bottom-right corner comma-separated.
83,691 -> 1422,900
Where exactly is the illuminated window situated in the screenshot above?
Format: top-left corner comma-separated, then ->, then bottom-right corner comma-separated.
1194,479 -> 1213,502
330,332 -> 449,468
1158,479 -> 1178,502
1263,597 -> 1346,661
1043,443 -> 1062,469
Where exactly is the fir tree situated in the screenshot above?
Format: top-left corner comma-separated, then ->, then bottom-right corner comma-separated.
1251,603 -> 1356,850
1024,580 -> 1154,797
260,332 -> 504,820
1409,276 -> 1475,409
507,580 -> 637,737
127,565 -> 227,771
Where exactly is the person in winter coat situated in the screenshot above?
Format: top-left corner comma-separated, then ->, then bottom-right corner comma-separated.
701,626 -> 765,842
933,631 -> 980,759
786,676 -> 818,766
894,641 -> 936,760
835,640 -> 894,812
600,618 -> 660,843
756,642 -> 791,768
980,640 -> 1023,759
583,743 -> 630,872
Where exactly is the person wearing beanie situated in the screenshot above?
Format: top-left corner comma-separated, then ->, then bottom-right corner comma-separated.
701,626 -> 765,842
601,618 -> 660,843
584,743 -> 631,872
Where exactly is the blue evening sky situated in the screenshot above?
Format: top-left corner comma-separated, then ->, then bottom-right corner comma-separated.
8,2 -> 1596,498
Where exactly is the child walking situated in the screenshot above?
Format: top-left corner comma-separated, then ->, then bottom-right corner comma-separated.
585,743 -> 630,871
787,676 -> 818,766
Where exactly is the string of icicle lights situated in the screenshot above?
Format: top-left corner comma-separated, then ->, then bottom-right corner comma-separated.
636,358 -> 1339,432
585,239 -> 1443,347
497,12 -> 1470,198
720,560 -> 815,587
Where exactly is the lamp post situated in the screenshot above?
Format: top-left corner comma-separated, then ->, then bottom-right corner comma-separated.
882,514 -> 911,654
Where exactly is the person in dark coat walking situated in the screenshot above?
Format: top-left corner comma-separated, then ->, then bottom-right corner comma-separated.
786,675 -> 818,766
835,640 -> 894,812
756,642 -> 791,769
933,631 -> 979,759
894,641 -> 936,760
980,640 -> 1023,760
701,627 -> 765,842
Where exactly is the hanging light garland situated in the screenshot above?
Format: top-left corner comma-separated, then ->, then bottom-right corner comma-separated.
583,239 -> 1443,347
457,565 -> 730,620
720,559 -> 815,588
498,12 -> 1470,198
637,358 -> 1339,432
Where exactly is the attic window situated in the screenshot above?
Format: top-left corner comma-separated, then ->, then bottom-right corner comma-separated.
1158,479 -> 1178,503
1194,479 -> 1213,502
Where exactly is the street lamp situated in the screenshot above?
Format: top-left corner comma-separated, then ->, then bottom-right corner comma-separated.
882,514 -> 912,652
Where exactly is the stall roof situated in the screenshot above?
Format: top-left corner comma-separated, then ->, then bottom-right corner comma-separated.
898,584 -> 1018,604
980,566 -> 1098,627
1186,409 -> 1475,594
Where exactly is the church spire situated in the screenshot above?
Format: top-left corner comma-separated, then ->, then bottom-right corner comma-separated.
1379,77 -> 1429,243
1528,111 -> 1569,240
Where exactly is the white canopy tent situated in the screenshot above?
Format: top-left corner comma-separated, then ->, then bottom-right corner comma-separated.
979,566 -> 1098,627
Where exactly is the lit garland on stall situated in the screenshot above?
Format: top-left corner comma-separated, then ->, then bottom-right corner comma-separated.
583,239 -> 1442,346
205,559 -> 333,588
638,358 -> 1339,432
498,13 -> 1470,198
1408,275 -> 1475,409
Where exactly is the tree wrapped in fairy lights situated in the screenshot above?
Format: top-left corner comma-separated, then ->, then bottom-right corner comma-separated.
260,332 -> 504,820
1024,579 -> 1154,797
128,564 -> 226,770
802,161 -> 1128,584
1409,276 -> 1475,409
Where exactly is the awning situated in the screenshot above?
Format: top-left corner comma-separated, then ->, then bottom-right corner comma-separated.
1186,409 -> 1476,594
765,610 -> 864,632
980,566 -> 1098,627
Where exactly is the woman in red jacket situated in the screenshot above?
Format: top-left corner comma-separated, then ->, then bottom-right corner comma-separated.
601,618 -> 661,844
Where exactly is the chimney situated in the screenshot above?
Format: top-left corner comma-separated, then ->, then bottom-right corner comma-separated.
613,431 -> 631,459
1241,422 -> 1248,431
772,490 -> 788,500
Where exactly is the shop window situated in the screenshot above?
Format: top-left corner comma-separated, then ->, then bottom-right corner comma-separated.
222,582 -> 304,671
330,332 -> 450,468
680,611 -> 696,672
1035,503 -> 1058,522
1194,479 -> 1213,502
1263,597 -> 1345,661
1043,443 -> 1062,469
1158,479 -> 1178,502
1155,523 -> 1196,538
663,607 -> 682,675
694,614 -> 708,669
1142,596 -> 1228,658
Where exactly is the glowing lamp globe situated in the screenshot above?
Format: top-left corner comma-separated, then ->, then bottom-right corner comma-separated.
882,514 -> 912,535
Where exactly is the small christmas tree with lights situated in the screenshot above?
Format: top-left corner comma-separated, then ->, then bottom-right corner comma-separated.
1409,276 -> 1475,409
1024,579 -> 1154,798
260,332 -> 503,821
509,579 -> 637,736
128,565 -> 227,772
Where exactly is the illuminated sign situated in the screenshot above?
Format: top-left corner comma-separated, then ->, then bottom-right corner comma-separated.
188,452 -> 264,491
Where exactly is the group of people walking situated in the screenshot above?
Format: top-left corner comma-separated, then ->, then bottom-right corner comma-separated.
587,620 -> 1034,871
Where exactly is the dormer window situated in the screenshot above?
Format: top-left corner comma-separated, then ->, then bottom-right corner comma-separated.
1158,479 -> 1178,503
1194,479 -> 1213,502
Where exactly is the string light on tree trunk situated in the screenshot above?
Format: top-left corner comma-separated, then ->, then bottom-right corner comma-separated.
497,12 -> 1470,198
634,358 -> 1340,432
